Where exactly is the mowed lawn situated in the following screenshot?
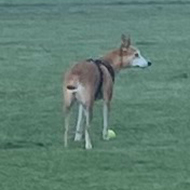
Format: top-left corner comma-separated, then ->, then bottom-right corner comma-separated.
0,0 -> 190,189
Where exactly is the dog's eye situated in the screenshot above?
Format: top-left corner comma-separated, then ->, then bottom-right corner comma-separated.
135,53 -> 139,57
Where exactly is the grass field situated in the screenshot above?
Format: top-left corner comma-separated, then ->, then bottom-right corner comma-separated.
0,0 -> 190,189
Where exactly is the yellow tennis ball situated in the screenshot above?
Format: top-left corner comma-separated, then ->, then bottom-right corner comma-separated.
108,129 -> 116,139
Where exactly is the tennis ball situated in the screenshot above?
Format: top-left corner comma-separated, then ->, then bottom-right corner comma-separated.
108,129 -> 116,139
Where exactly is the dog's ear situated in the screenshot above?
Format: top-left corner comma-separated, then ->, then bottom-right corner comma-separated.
121,34 -> 131,49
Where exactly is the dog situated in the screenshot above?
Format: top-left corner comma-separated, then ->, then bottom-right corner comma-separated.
63,34 -> 151,149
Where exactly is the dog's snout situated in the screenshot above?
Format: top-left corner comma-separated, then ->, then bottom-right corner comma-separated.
148,61 -> 152,66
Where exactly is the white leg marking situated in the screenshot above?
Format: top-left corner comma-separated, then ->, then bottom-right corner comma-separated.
74,104 -> 84,141
84,109 -> 92,149
103,101 -> 109,140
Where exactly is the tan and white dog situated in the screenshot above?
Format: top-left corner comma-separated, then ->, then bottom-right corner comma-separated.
63,34 -> 151,149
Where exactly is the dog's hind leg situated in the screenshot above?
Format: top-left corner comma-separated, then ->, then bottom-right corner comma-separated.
64,90 -> 75,148
64,108 -> 70,148
74,104 -> 84,141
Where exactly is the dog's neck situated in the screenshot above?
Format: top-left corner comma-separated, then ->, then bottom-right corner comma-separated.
101,49 -> 123,72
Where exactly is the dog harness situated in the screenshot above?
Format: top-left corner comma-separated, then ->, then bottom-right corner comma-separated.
87,59 -> 115,100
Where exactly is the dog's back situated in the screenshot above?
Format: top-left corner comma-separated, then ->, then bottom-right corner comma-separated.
64,61 -> 101,107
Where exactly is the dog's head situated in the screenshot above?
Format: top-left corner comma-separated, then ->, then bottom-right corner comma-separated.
119,34 -> 152,68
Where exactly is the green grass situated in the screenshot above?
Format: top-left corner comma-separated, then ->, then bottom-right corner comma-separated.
0,0 -> 190,189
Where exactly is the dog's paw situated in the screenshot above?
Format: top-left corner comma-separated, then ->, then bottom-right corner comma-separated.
102,130 -> 109,140
74,132 -> 82,141
102,134 -> 110,141
85,142 -> 92,150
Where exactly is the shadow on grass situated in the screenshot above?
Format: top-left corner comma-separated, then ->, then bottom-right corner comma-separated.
1,1 -> 190,9
0,141 -> 51,150
70,1 -> 190,7
0,3 -> 55,8
170,73 -> 189,80
136,41 -> 157,46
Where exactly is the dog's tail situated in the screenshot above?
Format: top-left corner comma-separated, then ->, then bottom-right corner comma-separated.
65,75 -> 79,93
67,85 -> 77,90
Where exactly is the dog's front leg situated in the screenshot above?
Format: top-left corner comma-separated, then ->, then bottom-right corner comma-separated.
102,101 -> 109,140
74,104 -> 84,141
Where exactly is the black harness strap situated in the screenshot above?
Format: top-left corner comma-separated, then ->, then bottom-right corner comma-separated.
95,59 -> 115,83
87,58 -> 115,100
